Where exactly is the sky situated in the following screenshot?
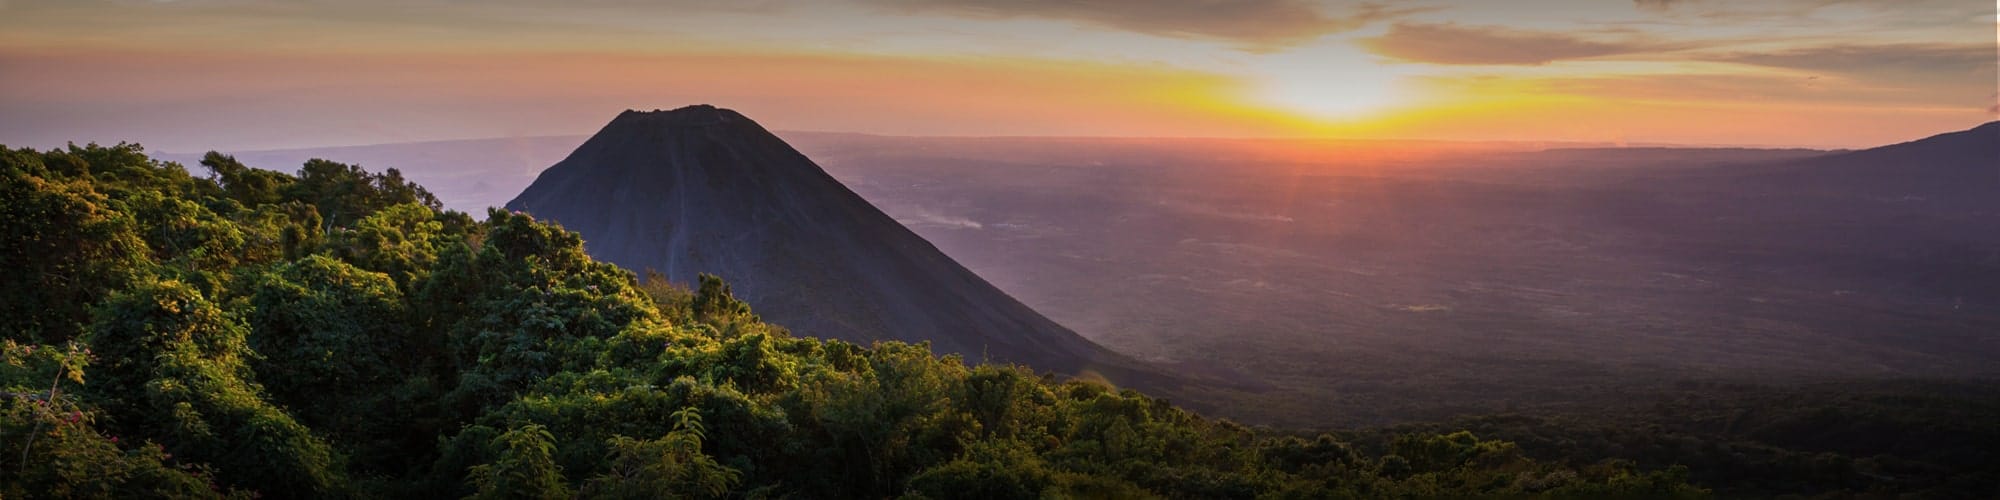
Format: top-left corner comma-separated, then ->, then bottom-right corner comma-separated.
0,0 -> 1994,152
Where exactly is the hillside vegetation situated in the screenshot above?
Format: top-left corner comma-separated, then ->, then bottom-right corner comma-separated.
1,143 -> 1992,498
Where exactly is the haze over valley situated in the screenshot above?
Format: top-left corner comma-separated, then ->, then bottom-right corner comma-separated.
161,119 -> 2000,426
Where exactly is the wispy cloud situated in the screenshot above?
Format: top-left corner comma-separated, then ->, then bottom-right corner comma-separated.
1631,0 -> 1682,12
859,0 -> 1416,50
1628,0 -> 1989,26
0,0 -> 1989,147
1504,72 -> 1961,108
1713,43 -> 1995,81
1362,23 -> 1693,65
1360,17 -> 1995,103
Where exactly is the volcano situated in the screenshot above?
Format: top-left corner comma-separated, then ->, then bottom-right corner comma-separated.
506,105 -> 1164,386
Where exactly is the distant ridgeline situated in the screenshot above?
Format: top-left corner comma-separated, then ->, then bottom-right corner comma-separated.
2,129 -> 1994,497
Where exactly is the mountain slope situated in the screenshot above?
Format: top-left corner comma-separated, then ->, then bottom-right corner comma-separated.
1692,121 -> 1999,206
506,105 -> 1165,386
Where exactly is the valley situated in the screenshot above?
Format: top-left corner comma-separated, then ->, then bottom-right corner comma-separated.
169,123 -> 2000,427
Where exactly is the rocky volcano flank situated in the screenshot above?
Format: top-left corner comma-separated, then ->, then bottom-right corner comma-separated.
507,105 -> 1163,385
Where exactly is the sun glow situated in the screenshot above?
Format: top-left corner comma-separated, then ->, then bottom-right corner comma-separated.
1249,40 -> 1415,123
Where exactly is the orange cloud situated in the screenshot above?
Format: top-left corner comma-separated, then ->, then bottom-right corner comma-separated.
0,46 -> 1312,150
1343,73 -> 1991,147
3,0 -> 1989,149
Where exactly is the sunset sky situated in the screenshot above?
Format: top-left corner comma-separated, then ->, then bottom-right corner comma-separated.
1,0 -> 1994,151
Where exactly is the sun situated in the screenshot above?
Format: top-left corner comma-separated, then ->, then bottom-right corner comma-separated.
1248,40 -> 1414,123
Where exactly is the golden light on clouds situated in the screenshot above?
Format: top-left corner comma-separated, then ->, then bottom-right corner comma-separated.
0,0 -> 1992,150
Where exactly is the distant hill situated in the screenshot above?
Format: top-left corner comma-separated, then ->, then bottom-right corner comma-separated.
1768,121 -> 1999,206
506,105 -> 1167,387
1671,121 -> 2000,207
160,135 -> 589,211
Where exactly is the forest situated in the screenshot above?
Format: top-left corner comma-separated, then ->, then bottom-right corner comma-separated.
2,143 -> 1994,498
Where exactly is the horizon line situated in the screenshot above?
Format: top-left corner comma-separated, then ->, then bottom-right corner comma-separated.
138,129 -> 1902,156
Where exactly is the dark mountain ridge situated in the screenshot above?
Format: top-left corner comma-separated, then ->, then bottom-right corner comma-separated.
1768,120 -> 1999,204
506,105 -> 1168,387
1661,121 -> 1999,207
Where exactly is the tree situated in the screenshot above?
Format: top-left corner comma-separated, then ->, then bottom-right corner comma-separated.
0,151 -> 148,343
85,278 -> 350,497
905,440 -> 1054,499
583,408 -> 741,499
240,254 -> 429,468
200,152 -> 294,208
0,341 -> 228,498
466,423 -> 571,500
286,158 -> 439,228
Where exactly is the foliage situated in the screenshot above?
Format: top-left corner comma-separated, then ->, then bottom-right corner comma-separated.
0,148 -> 148,343
465,423 -> 572,500
581,408 -> 741,499
86,278 -> 351,495
0,144 -> 1985,498
0,340 -> 235,498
